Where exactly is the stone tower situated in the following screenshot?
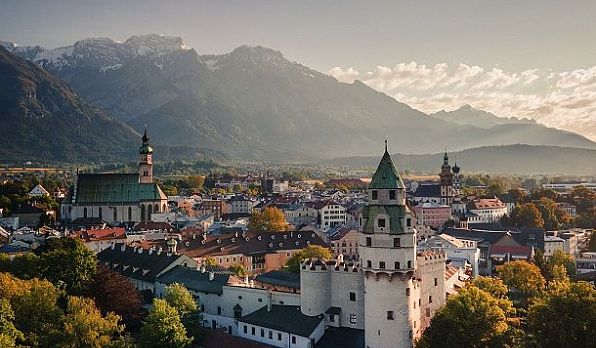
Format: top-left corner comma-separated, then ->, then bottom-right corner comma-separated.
138,128 -> 154,184
439,152 -> 454,205
359,142 -> 420,348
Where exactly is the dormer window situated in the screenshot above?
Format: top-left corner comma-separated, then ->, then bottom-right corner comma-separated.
389,190 -> 396,200
372,190 -> 378,200
378,219 -> 386,228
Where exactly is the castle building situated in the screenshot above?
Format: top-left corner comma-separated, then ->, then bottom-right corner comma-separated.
61,129 -> 168,223
299,144 -> 447,348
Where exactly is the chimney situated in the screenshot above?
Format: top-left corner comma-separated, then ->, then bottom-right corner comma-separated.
111,242 -> 115,250
200,264 -> 206,273
208,271 -> 214,281
120,244 -> 126,252
267,290 -> 272,312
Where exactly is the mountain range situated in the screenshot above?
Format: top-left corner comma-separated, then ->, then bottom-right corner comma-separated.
1,34 -> 596,171
0,45 -> 138,163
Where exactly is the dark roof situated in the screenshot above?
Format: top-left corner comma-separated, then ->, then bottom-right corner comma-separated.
316,327 -> 365,348
156,265 -> 230,295
13,204 -> 46,214
97,244 -> 187,283
238,305 -> 323,337
162,231 -> 327,258
413,184 -> 441,197
443,227 -> 545,250
75,174 -> 165,204
133,221 -> 175,231
221,213 -> 252,221
254,270 -> 300,289
369,149 -> 405,189
325,307 -> 341,315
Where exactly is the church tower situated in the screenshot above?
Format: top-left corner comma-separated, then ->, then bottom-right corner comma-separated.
452,159 -> 461,195
439,152 -> 454,205
138,128 -> 154,184
359,142 -> 420,348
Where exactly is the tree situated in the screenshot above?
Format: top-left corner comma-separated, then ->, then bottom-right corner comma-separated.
575,208 -> 596,230
228,264 -> 247,278
534,249 -> 575,282
0,299 -> 23,348
248,207 -> 289,232
36,237 -> 97,294
497,261 -> 545,300
3,253 -> 41,280
163,283 -> 198,318
87,266 -> 142,328
528,281 -> 596,348
536,197 -> 561,230
471,276 -> 508,299
284,245 -> 332,273
510,203 -> 544,228
0,273 -> 64,346
139,299 -> 192,348
417,286 -> 514,348
61,296 -> 124,348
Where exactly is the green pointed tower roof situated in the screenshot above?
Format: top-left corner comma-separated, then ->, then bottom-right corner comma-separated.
369,141 -> 406,189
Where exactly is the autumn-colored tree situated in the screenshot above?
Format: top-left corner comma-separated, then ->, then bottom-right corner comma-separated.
87,265 -> 142,328
576,207 -> 596,230
417,286 -> 516,348
284,245 -> 332,273
528,281 -> 596,348
497,260 -> 545,301
0,298 -> 23,347
61,296 -> 124,348
510,203 -> 544,228
248,207 -> 290,232
228,264 -> 247,278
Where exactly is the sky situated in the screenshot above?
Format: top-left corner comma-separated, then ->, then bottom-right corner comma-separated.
2,0 -> 596,139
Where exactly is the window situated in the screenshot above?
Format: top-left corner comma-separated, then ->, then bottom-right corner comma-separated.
367,260 -> 372,268
393,238 -> 400,247
261,329 -> 265,337
269,331 -> 273,339
387,311 -> 395,320
434,278 -> 438,286
329,314 -> 335,322
292,336 -> 296,344
366,237 -> 371,246
243,325 -> 247,334
406,288 -> 410,296
378,218 -> 386,228
389,190 -> 396,200
407,218 -> 412,227
252,327 -> 255,335
278,333 -> 282,341
372,190 -> 378,200
429,296 -> 433,303
419,299 -> 421,306
379,261 -> 386,269
350,314 -> 357,324
217,306 -> 221,315
426,307 -> 431,317
350,292 -> 356,301
407,260 -> 412,268
395,261 -> 400,269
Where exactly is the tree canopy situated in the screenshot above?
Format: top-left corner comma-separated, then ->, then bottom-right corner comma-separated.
284,245 -> 332,273
163,283 -> 198,318
248,207 -> 290,232
497,260 -> 545,299
139,299 -> 192,348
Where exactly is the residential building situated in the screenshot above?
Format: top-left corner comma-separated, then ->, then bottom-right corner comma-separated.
329,227 -> 359,261
556,202 -> 577,217
466,197 -> 508,224
28,184 -> 49,197
312,201 -> 347,229
419,234 -> 480,276
411,203 -> 452,228
544,235 -> 566,257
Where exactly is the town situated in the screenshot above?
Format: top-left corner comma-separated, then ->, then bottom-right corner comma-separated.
0,131 -> 594,347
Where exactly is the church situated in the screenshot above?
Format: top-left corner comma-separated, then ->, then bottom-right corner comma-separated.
61,129 -> 168,224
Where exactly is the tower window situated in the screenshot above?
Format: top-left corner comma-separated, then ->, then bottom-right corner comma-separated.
366,237 -> 371,246
366,260 -> 372,268
379,261 -> 386,269
378,218 -> 386,228
407,260 -> 412,268
393,238 -> 400,247
349,292 -> 356,301
434,278 -> 438,286
429,296 -> 433,303
406,288 -> 410,296
387,311 -> 395,320
389,190 -> 396,200
407,218 -> 412,227
350,314 -> 357,324
395,261 -> 400,269
371,190 -> 378,200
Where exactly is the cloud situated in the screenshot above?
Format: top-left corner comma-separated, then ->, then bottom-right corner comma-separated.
328,62 -> 596,141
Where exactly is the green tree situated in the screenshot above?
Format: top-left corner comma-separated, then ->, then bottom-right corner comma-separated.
528,281 -> 596,348
37,237 -> 97,294
510,203 -> 544,228
228,264 -> 247,278
248,207 -> 290,232
163,283 -> 198,317
0,299 -> 24,348
139,299 -> 192,348
4,253 -> 41,280
575,208 -> 596,230
284,245 -> 332,273
497,261 -> 545,301
61,296 -> 124,348
536,197 -> 561,230
417,286 -> 514,348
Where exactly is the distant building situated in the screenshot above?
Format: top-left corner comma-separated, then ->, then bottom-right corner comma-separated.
28,184 -> 49,197
466,197 -> 508,224
328,227 -> 359,261
412,203 -> 452,228
311,201 -> 347,229
556,202 -> 577,217
542,182 -> 596,192
543,235 -> 566,257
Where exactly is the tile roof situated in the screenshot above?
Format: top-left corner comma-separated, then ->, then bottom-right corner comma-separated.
413,184 -> 441,197
254,270 -> 300,289
315,327 -> 364,348
156,265 -> 230,295
238,305 -> 323,337
97,243 -> 191,283
75,227 -> 126,242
